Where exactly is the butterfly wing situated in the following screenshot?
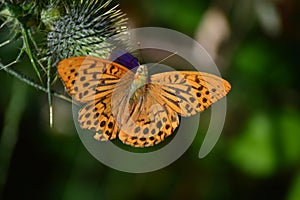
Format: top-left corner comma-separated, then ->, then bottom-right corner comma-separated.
116,69 -> 231,147
58,56 -> 135,140
117,85 -> 179,147
77,95 -> 119,140
57,56 -> 132,103
150,71 -> 231,117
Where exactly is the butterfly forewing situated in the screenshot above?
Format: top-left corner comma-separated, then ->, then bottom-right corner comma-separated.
57,56 -> 132,103
150,71 -> 231,117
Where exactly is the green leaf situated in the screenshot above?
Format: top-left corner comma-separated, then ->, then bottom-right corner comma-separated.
278,109 -> 300,165
228,112 -> 277,177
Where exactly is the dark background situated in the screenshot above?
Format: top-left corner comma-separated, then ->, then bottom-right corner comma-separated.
0,0 -> 300,199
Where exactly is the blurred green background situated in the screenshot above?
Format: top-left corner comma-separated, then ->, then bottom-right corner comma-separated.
1,0 -> 300,199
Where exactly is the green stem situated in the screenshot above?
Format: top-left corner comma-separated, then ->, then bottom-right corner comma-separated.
47,59 -> 53,127
0,62 -> 72,103
20,24 -> 43,83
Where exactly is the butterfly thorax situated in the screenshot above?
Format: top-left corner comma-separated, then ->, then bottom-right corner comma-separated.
129,65 -> 148,103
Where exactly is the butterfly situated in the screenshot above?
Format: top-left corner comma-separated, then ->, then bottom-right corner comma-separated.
57,52 -> 231,147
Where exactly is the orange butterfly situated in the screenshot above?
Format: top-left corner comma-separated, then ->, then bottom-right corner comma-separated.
57,56 -> 231,147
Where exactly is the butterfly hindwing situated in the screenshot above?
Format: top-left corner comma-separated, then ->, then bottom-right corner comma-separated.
77,95 -> 115,138
117,87 -> 180,147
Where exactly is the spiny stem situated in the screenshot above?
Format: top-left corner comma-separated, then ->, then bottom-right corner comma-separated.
47,59 -> 53,127
28,29 -> 40,52
0,39 -> 10,48
0,62 -> 72,104
0,20 -> 9,30
0,26 -> 19,48
27,30 -> 47,73
20,24 -> 43,84
0,45 -> 25,71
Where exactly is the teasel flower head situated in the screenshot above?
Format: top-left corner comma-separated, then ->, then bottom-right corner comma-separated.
44,0 -> 129,66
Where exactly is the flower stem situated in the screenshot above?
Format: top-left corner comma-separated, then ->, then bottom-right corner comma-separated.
0,62 -> 72,103
20,24 -> 43,83
47,59 -> 53,127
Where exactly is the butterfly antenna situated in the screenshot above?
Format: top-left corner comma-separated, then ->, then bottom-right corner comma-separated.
137,41 -> 145,63
150,52 -> 178,68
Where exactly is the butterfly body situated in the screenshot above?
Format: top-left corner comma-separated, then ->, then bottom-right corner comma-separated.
58,55 -> 231,147
129,65 -> 148,104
